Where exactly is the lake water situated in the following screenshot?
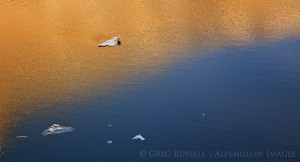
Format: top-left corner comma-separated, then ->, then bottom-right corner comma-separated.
0,1 -> 300,162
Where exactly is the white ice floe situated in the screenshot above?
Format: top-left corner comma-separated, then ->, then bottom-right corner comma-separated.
16,136 -> 28,139
107,140 -> 112,144
132,134 -> 145,141
201,113 -> 206,116
107,124 -> 113,128
98,36 -> 121,47
41,124 -> 75,136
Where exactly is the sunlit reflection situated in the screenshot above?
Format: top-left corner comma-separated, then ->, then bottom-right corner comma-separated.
0,0 -> 300,155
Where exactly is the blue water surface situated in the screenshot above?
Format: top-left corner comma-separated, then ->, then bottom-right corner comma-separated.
3,39 -> 300,162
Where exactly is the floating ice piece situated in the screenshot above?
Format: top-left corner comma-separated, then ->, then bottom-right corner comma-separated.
107,140 -> 112,144
98,36 -> 121,47
132,134 -> 145,141
16,135 -> 28,139
107,124 -> 112,128
201,113 -> 206,116
41,124 -> 75,136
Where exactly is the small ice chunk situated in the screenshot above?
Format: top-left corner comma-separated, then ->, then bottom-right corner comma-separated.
107,140 -> 112,144
98,36 -> 121,47
107,124 -> 112,128
132,134 -> 145,141
201,113 -> 206,116
16,136 -> 28,139
42,124 -> 75,136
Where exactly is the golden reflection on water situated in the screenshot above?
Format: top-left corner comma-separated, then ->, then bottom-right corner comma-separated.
0,0 -> 300,155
